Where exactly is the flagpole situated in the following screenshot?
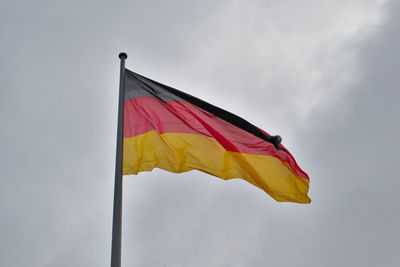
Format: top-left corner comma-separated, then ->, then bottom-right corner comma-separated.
111,52 -> 127,267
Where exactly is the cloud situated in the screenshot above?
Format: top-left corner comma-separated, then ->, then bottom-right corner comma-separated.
0,0 -> 398,266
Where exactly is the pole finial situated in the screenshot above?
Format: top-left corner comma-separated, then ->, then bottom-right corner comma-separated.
119,52 -> 127,59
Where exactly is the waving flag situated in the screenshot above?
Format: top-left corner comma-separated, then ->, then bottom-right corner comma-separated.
122,69 -> 310,203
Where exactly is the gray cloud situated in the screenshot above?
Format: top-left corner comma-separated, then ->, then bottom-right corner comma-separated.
0,0 -> 398,266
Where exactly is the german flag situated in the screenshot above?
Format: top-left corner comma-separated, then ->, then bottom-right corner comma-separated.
122,69 -> 310,203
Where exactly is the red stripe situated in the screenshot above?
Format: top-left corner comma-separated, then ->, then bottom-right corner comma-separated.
124,96 -> 309,179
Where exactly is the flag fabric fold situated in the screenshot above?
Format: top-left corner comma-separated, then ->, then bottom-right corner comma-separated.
122,68 -> 310,203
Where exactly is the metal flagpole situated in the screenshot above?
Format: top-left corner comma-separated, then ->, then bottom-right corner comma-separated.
111,52 -> 127,267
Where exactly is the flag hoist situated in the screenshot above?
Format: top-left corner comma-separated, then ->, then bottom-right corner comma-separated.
111,53 -> 310,267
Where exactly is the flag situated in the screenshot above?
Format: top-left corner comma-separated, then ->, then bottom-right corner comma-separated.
122,68 -> 310,203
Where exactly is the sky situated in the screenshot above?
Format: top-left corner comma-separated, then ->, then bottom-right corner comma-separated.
1,0 -> 399,266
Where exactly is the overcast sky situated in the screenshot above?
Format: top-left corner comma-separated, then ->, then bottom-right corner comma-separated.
1,0 -> 399,266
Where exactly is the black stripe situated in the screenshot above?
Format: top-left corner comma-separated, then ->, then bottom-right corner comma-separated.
125,69 -> 185,102
124,68 -> 284,150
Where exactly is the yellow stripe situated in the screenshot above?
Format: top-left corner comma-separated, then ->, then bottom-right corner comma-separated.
123,130 -> 310,203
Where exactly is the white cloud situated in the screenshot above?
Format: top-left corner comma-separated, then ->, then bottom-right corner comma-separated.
180,0 -> 387,124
